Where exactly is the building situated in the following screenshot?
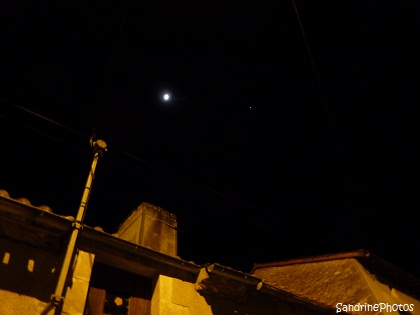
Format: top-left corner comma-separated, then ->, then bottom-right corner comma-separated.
252,250 -> 420,315
0,189 -> 335,315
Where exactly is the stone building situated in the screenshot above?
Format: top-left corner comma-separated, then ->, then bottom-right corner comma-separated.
0,189 -> 335,315
252,250 -> 420,315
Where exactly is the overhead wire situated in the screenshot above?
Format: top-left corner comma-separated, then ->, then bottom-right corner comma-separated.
291,0 -> 351,215
291,1 -> 322,91
16,104 -> 89,139
1,100 -> 241,210
0,98 -> 89,154
291,0 -> 338,148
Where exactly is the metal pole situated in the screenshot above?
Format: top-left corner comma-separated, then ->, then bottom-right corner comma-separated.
51,139 -> 107,313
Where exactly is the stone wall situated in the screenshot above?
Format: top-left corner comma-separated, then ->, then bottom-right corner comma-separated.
0,237 -> 93,315
0,237 -> 60,314
152,275 -> 213,315
152,274 -> 324,315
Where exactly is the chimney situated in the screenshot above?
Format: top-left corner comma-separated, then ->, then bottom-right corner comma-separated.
116,203 -> 177,257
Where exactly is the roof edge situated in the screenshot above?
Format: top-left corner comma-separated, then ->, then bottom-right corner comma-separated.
251,249 -> 371,272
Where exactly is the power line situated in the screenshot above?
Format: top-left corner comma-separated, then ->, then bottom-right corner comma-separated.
291,0 -> 338,150
16,105 -> 89,139
1,100 -> 244,209
291,0 -> 323,92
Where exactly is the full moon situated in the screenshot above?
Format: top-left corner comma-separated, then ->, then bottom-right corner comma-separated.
163,93 -> 170,101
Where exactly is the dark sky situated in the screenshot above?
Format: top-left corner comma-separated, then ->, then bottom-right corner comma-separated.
1,1 -> 419,276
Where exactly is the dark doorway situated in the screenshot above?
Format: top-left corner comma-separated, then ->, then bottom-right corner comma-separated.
84,262 -> 152,315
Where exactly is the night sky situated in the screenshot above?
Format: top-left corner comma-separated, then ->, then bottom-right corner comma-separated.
1,1 -> 419,277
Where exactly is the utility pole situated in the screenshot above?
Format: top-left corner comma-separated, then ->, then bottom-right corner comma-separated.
50,138 -> 107,314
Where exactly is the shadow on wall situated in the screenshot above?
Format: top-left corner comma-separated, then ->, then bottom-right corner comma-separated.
0,237 -> 63,302
202,294 -> 279,315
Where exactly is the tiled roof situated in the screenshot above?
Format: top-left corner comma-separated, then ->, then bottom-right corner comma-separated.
0,189 -> 54,213
252,250 -> 420,301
